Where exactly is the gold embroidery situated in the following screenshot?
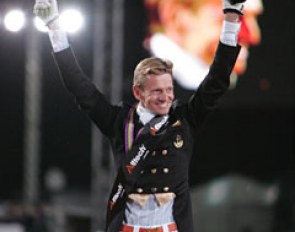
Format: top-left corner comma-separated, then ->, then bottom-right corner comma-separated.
172,120 -> 182,127
155,192 -> 176,206
128,192 -> 176,207
173,134 -> 183,148
128,194 -> 149,207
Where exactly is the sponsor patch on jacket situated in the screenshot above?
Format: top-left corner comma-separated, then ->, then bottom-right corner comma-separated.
125,144 -> 149,174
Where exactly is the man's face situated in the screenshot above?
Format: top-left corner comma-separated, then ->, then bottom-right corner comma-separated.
133,73 -> 174,115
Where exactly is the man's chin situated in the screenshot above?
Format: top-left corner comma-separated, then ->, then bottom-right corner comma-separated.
157,111 -> 169,115
154,108 -> 170,115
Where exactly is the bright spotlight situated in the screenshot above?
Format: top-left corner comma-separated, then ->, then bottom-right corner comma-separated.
4,10 -> 25,32
34,16 -> 48,33
60,9 -> 84,34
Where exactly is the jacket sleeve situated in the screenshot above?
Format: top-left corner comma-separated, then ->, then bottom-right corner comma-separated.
185,42 -> 241,131
53,47 -> 120,137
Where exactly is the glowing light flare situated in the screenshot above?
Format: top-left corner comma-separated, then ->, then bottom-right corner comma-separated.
4,9 -> 26,32
34,16 -> 48,33
3,8 -> 84,34
60,9 -> 84,33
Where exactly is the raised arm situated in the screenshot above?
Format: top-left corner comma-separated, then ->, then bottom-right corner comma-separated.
184,0 -> 245,130
33,0 -> 120,136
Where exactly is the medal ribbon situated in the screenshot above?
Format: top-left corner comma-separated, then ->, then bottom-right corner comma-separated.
124,103 -> 144,154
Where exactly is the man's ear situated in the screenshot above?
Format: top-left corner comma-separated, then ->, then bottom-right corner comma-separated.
133,85 -> 142,101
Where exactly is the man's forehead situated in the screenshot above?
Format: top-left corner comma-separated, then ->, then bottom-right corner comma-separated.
146,73 -> 173,81
143,73 -> 173,84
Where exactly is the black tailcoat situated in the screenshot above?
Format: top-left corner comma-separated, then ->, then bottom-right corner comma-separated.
53,42 -> 241,232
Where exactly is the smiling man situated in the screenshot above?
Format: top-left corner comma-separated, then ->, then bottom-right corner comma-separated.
133,58 -> 175,115
34,0 -> 246,231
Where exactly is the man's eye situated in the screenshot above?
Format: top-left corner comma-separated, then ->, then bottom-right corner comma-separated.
152,89 -> 161,94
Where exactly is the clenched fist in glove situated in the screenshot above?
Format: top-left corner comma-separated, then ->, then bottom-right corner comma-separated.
223,0 -> 246,15
33,0 -> 59,26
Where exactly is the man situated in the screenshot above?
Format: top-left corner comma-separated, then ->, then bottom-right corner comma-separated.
144,0 -> 263,90
34,0 -> 245,231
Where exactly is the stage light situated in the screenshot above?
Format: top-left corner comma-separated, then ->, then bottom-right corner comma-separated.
60,9 -> 84,33
4,9 -> 25,32
34,16 -> 48,33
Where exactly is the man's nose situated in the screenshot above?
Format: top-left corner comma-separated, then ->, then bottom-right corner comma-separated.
238,16 -> 261,46
159,91 -> 167,100
159,90 -> 172,100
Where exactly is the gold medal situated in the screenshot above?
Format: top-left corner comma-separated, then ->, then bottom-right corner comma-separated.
173,134 -> 183,148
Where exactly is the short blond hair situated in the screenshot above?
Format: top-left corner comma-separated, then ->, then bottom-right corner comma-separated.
133,57 -> 173,87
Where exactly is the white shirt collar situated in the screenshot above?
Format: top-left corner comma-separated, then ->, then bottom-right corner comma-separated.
136,103 -> 155,125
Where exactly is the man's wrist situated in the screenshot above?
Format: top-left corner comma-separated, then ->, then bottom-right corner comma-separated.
224,12 -> 240,23
47,17 -> 61,30
48,29 -> 70,53
220,20 -> 241,46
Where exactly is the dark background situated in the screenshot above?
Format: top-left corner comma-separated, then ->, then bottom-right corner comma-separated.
0,1 -> 294,227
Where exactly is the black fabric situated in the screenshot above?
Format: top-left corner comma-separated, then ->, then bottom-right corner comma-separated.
107,115 -> 169,225
229,0 -> 246,3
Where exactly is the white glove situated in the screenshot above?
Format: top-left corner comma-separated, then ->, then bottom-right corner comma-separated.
222,0 -> 246,15
33,0 -> 59,26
